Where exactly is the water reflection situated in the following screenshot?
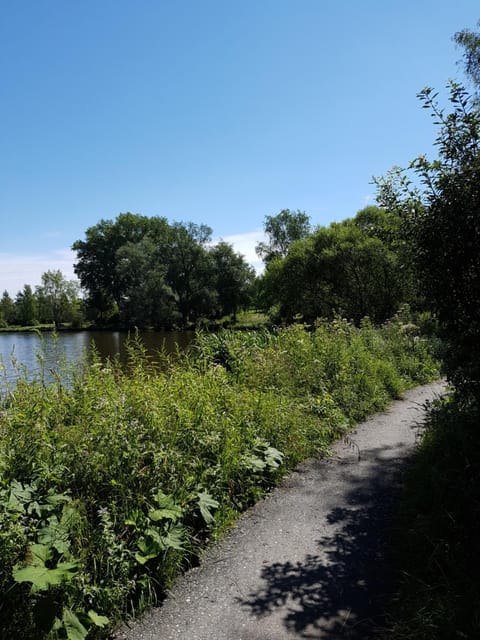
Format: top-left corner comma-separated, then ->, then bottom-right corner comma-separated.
0,330 -> 195,387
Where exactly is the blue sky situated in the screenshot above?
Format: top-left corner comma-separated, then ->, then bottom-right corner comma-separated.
1,0 -> 479,295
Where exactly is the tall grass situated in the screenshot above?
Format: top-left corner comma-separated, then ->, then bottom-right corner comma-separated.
0,317 -> 439,639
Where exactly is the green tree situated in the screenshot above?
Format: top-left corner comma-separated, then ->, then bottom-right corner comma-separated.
454,21 -> 480,91
72,213 -> 159,322
115,238 -> 179,328
409,82 -> 480,399
0,291 -> 16,326
36,270 -> 81,328
166,222 -> 216,324
260,210 -> 406,325
256,209 -> 311,264
73,214 -> 219,327
210,242 -> 255,321
15,285 -> 37,326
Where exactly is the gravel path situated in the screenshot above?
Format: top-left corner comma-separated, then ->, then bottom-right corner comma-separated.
114,381 -> 446,640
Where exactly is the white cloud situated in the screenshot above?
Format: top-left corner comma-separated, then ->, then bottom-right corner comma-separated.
213,229 -> 266,273
0,249 -> 77,297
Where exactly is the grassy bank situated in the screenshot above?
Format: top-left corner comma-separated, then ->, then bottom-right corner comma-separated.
0,316 -> 440,639
383,395 -> 480,640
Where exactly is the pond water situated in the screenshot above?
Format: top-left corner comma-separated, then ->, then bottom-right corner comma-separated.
0,330 -> 195,386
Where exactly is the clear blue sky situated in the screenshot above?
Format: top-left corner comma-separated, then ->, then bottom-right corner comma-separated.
1,0 -> 479,295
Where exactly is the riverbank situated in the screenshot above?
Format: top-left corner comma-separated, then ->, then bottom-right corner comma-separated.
0,317 -> 440,639
0,311 -> 270,334
113,380 -> 446,640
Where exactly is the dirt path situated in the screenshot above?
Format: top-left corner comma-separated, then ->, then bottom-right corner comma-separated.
114,381 -> 446,640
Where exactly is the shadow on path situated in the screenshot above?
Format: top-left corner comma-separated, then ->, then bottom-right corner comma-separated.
240,444 -> 410,638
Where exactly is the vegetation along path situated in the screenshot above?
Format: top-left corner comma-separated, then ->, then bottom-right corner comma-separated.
114,380 -> 446,640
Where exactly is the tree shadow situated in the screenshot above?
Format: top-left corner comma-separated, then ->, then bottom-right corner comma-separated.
240,444 -> 411,638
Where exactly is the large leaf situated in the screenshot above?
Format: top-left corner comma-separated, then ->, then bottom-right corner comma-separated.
37,515 -> 71,554
7,480 -> 34,513
149,491 -> 182,522
196,491 -> 219,525
87,610 -> 109,628
13,561 -> 78,592
13,544 -> 77,592
264,446 -> 284,469
135,536 -> 161,564
62,609 -> 88,640
161,523 -> 185,550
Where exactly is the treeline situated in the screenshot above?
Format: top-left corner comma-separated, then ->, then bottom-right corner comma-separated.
72,204 -> 419,330
72,217 -> 255,328
1,202 -> 421,332
0,271 -> 82,329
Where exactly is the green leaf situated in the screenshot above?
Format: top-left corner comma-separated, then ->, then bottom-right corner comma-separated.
13,561 -> 78,592
87,609 -> 109,628
148,506 -> 182,522
244,454 -> 266,472
7,480 -> 33,513
161,523 -> 185,550
30,543 -> 52,565
149,491 -> 182,522
135,536 -> 161,564
37,515 -> 71,554
62,609 -> 88,640
264,446 -> 284,469
196,491 -> 219,525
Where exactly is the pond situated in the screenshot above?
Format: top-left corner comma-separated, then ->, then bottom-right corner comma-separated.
0,330 -> 195,386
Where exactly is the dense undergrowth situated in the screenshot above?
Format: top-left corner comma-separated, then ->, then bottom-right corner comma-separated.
0,315 -> 440,639
383,395 -> 480,640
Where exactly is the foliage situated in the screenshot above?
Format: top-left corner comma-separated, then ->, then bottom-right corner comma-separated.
259,207 -> 412,325
375,23 -> 480,640
454,20 -> 480,93
36,271 -> 82,328
412,83 -> 480,401
384,396 -> 480,640
15,284 -> 38,327
256,209 -> 311,265
72,214 -> 254,328
0,320 -> 439,638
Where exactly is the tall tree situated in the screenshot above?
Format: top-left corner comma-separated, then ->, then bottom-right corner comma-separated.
409,82 -> 480,399
36,270 -> 81,327
0,291 -> 16,325
256,209 -> 311,264
15,285 -> 37,326
72,213 -> 159,321
210,242 -> 255,321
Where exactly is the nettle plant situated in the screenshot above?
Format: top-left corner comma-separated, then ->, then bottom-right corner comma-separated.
2,479 -> 109,639
1,473 -> 222,639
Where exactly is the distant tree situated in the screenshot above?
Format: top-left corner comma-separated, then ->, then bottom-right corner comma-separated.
0,291 -> 16,325
36,270 -> 81,327
261,212 -> 405,325
73,214 -> 220,327
256,209 -> 311,264
115,238 -> 179,328
210,241 -> 255,321
15,285 -> 37,326
166,222 -> 216,324
72,213 -> 158,320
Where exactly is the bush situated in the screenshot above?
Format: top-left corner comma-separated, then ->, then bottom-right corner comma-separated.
0,321 -> 439,639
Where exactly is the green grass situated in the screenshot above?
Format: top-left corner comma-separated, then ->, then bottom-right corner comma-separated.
0,316 -> 440,639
